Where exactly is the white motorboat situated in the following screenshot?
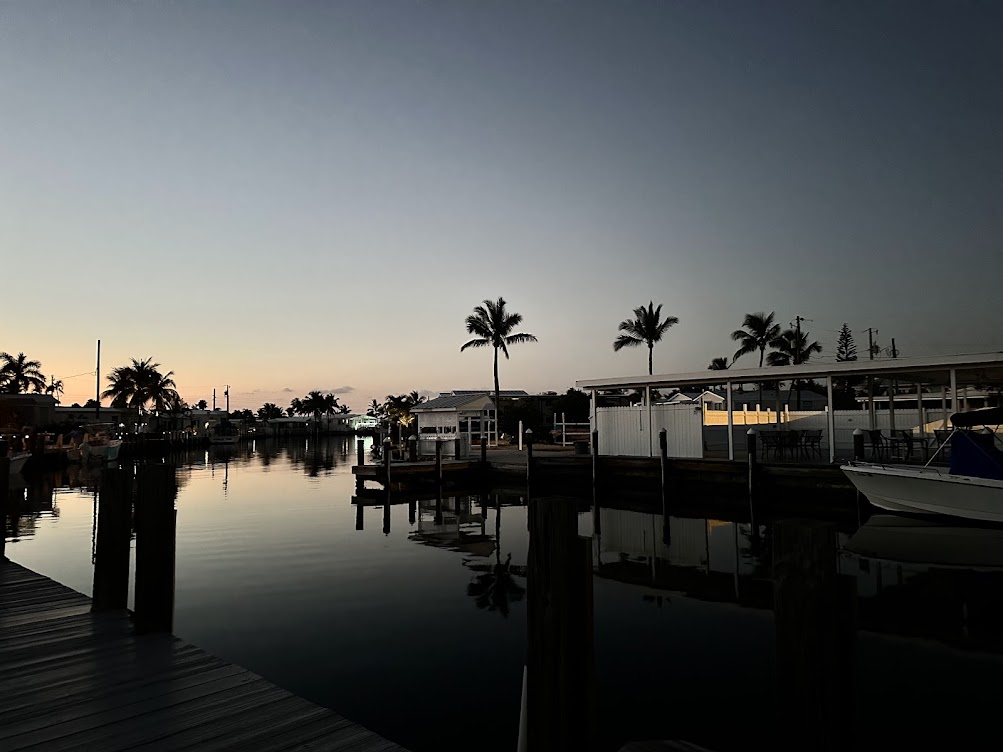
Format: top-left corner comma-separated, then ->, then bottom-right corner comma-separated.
842,407 -> 1003,523
208,421 -> 240,445
80,433 -> 123,463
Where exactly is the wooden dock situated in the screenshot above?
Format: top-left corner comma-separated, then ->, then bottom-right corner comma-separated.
352,459 -> 479,482
0,558 -> 408,752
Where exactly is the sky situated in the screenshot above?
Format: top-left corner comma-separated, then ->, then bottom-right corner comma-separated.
2,1 -> 1001,412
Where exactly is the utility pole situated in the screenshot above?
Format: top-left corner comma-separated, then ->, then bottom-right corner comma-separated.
225,385 -> 230,414
213,388 -> 216,411
792,316 -> 804,364
866,328 -> 878,360
95,339 -> 101,419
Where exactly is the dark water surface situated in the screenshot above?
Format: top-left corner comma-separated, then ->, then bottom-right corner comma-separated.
6,437 -> 1003,751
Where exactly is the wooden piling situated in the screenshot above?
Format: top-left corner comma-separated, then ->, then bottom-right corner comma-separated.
134,464 -> 177,634
408,500 -> 416,525
747,428 -> 759,496
454,436 -> 462,460
0,456 -> 9,560
435,440 -> 443,486
92,468 -> 132,611
525,429 -> 534,488
357,439 -> 365,467
527,496 -> 595,751
480,436 -> 487,465
355,501 -> 364,531
591,429 -> 599,487
383,437 -> 392,486
853,429 -> 865,461
408,435 -> 418,463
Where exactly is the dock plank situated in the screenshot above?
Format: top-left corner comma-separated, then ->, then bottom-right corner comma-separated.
0,559 -> 408,751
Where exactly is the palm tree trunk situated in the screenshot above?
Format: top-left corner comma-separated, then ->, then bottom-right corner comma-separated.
648,344 -> 653,376
493,346 -> 500,445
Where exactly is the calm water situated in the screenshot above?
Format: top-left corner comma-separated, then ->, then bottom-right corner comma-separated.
6,437 -> 1003,751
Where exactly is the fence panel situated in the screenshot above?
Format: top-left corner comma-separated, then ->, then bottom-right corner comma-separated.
595,405 -> 703,458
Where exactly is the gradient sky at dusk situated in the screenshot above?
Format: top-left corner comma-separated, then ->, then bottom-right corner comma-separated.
3,1 -> 1001,411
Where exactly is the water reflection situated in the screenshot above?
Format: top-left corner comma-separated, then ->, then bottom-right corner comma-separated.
6,438 -> 1003,751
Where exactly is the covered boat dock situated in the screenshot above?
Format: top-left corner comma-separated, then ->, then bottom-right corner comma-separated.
577,352 -> 1003,463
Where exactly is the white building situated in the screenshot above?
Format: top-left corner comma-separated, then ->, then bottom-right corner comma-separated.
348,414 -> 379,431
410,392 -> 498,448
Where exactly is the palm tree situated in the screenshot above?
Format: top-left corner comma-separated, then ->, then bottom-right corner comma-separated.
460,297 -> 538,424
382,392 -> 428,442
731,312 -> 781,407
613,302 -> 679,376
195,399 -> 208,410
257,403 -> 283,420
297,391 -> 342,433
767,328 -> 823,409
0,352 -> 47,394
708,357 -> 730,370
44,377 -> 65,403
101,357 -> 180,412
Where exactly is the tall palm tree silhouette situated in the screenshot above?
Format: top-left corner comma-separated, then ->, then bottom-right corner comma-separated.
460,297 -> 537,433
0,352 -> 46,394
613,302 -> 678,375
731,311 -> 781,407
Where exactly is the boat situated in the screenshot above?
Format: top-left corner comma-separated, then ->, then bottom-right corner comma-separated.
80,429 -> 123,463
842,407 -> 1003,522
7,450 -> 31,475
208,421 -> 240,445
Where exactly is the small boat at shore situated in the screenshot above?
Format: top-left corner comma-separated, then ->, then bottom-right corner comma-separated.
80,428 -> 123,463
842,407 -> 1003,523
208,421 -> 240,445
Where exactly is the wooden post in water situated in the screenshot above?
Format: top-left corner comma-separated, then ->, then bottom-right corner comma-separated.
435,440 -> 443,487
0,456 -> 9,560
591,429 -> 599,488
480,436 -> 487,465
383,497 -> 391,536
527,496 -> 595,750
355,501 -> 364,531
383,437 -> 392,486
525,429 -> 534,488
357,439 -> 365,467
134,464 -> 177,634
747,429 -> 759,531
408,500 -> 416,525
454,436 -> 462,460
853,429 -> 865,461
92,468 -> 132,611
408,435 -> 418,463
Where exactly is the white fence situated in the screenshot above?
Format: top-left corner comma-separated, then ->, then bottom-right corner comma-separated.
594,405 -> 703,458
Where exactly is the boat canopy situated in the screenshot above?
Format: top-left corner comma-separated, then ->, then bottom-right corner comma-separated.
951,406 -> 1003,428
950,431 -> 1003,481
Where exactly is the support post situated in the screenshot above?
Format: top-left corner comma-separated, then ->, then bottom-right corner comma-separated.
889,380 -> 897,432
658,428 -> 668,519
356,501 -> 363,531
941,386 -> 948,430
0,456 -> 9,560
92,468 -> 132,611
645,386 -> 653,457
435,440 -> 443,486
826,376 -> 836,463
357,439 -> 365,466
480,436 -> 487,465
408,435 -> 418,463
949,369 -> 958,425
518,420 -> 523,451
525,429 -> 534,488
409,500 -> 416,525
134,464 -> 177,634
867,377 -> 876,430
853,429 -> 865,461
383,437 -> 392,486
747,429 -> 758,497
591,429 -> 599,487
526,496 -> 595,751
916,383 -> 925,438
726,380 -> 734,461
454,435 -> 462,460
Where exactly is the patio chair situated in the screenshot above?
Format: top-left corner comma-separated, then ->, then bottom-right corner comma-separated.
759,430 -> 781,460
866,430 -> 889,461
782,430 -> 803,461
893,429 -> 930,462
804,429 -> 824,459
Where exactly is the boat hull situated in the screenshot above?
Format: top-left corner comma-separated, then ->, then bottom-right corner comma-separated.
842,462 -> 1003,522
82,440 -> 123,463
8,452 -> 31,475
208,435 -> 240,445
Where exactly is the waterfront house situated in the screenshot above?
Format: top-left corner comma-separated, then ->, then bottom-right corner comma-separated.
411,392 -> 499,447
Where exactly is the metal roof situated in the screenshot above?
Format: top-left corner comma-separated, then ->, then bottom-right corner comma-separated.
411,393 -> 496,412
576,352 -> 1003,391
449,390 -> 529,397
